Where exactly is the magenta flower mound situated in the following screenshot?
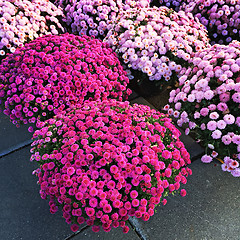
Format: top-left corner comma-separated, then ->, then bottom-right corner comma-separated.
30,99 -> 192,233
182,0 -> 240,45
0,33 -> 131,128
150,0 -> 186,11
166,41 -> 240,177
57,0 -> 123,39
104,7 -> 209,89
0,0 -> 65,61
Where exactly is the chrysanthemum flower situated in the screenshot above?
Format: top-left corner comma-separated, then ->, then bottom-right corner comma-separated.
0,34 -> 131,128
0,0 -> 65,61
166,41 -> 240,177
31,99 -> 191,232
104,6 -> 209,88
182,0 -> 240,44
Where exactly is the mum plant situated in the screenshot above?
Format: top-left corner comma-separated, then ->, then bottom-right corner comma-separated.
104,7 -> 209,90
0,33 -> 131,129
150,0 -> 185,11
0,0 -> 65,61
165,41 -> 240,177
182,0 -> 240,45
58,0 -> 123,39
30,99 -> 192,233
123,0 -> 150,9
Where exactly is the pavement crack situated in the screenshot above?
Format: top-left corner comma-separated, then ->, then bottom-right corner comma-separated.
128,217 -> 148,240
0,139 -> 32,159
191,152 -> 205,162
129,95 -> 140,101
64,225 -> 90,240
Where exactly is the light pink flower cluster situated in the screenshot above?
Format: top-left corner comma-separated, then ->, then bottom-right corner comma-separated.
104,7 -> 209,88
123,0 -> 150,10
59,0 -> 123,39
0,33 -> 131,129
0,0 -> 65,61
165,41 -> 240,177
150,0 -> 186,11
30,99 -> 192,233
182,0 -> 240,45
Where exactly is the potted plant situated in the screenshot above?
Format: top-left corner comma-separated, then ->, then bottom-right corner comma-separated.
104,6 -> 209,96
0,0 -> 65,61
166,41 -> 240,177
31,99 -> 192,233
0,33 -> 131,130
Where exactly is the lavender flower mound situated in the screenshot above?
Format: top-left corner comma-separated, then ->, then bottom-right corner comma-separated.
57,0 -> 123,39
165,41 -> 240,177
104,6 -> 209,89
182,0 -> 240,45
123,0 -> 150,9
150,0 -> 186,11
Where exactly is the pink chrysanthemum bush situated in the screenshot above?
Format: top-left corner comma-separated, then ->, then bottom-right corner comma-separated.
165,41 -> 240,177
0,33 -> 131,129
57,0 -> 123,39
30,99 -> 192,233
150,0 -> 186,11
182,0 -> 240,45
104,7 -> 209,89
0,0 -> 65,61
123,0 -> 150,10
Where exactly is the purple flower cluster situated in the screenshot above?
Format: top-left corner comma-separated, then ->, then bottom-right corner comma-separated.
150,0 -> 185,11
104,6 -> 209,88
31,99 -> 192,233
123,0 -> 150,9
165,41 -> 240,177
59,0 -> 123,39
0,33 -> 131,129
182,0 -> 240,45
0,0 -> 65,61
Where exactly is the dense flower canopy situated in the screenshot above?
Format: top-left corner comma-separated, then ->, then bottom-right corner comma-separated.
166,41 -> 240,177
31,99 -> 192,233
104,6 -> 209,88
0,33 -> 131,128
182,0 -> 240,45
57,0 -> 123,39
0,0 -> 65,61
123,0 -> 150,9
150,0 -> 185,11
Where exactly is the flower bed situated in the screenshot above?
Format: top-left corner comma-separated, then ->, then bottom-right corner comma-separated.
31,99 -> 192,233
0,33 -> 131,129
166,41 -> 240,177
0,0 -> 65,61
182,0 -> 240,45
150,0 -> 185,11
58,0 -> 123,39
123,0 -> 150,9
104,6 -> 209,91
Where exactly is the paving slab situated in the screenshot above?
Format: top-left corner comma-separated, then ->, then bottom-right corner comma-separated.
172,160 -> 240,238
128,90 -> 139,101
72,222 -> 140,240
129,160 -> 240,240
0,112 -> 32,155
130,97 -> 156,111
130,97 -> 204,159
178,130 -> 204,159
0,146 -> 72,240
144,88 -> 172,111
